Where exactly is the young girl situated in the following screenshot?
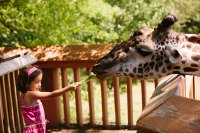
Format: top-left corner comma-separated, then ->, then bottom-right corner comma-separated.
17,65 -> 80,133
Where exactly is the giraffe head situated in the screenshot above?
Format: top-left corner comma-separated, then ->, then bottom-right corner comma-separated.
92,13 -> 200,79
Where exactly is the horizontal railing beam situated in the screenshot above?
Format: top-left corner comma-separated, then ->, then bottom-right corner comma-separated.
0,55 -> 37,76
36,61 -> 95,68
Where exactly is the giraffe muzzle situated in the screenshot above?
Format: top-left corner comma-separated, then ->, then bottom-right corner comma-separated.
92,65 -> 110,79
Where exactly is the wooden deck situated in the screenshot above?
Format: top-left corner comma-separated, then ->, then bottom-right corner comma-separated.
46,125 -> 139,133
47,129 -> 138,133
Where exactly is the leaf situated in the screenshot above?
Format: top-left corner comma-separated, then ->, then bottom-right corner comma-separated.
79,73 -> 96,84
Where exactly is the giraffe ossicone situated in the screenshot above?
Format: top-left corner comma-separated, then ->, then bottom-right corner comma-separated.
92,13 -> 200,79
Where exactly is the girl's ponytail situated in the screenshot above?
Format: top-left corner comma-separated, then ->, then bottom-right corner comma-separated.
17,68 -> 28,93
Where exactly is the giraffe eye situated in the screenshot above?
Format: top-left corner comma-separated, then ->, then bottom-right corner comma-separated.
135,45 -> 152,56
172,49 -> 180,58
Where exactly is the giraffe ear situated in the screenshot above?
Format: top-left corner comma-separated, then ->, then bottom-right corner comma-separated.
186,34 -> 200,44
169,49 -> 182,64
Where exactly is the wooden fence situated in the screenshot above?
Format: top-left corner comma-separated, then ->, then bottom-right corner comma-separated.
0,46 -> 198,132
35,59 -> 161,129
36,63 -> 197,129
0,50 -> 38,133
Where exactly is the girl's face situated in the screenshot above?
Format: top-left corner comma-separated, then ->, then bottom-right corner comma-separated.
28,73 -> 43,91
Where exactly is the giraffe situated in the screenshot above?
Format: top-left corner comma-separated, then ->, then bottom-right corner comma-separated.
92,13 -> 200,79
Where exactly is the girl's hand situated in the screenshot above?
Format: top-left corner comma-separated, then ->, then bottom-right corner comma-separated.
68,82 -> 81,91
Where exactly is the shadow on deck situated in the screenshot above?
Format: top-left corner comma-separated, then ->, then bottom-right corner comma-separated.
46,124 -> 139,133
47,129 -> 138,133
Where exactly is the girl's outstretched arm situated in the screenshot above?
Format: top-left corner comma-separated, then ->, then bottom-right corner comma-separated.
27,82 -> 80,100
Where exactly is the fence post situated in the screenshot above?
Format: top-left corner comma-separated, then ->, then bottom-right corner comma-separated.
10,71 -> 22,132
100,80 -> 108,126
0,79 -> 4,133
113,77 -> 121,128
126,77 -> 133,127
61,68 -> 71,125
86,68 -> 95,126
73,68 -> 83,126
5,74 -> 16,132
41,68 -> 61,126
0,76 -> 11,133
141,80 -> 146,110
15,70 -> 25,131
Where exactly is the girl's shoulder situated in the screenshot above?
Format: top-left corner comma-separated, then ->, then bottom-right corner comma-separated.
21,91 -> 39,107
25,90 -> 41,99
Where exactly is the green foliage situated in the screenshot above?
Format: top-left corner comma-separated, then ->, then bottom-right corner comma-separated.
0,0 -> 199,47
174,0 -> 200,33
106,0 -> 176,42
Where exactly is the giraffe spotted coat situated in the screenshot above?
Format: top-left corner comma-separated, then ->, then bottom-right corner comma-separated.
92,13 -> 200,79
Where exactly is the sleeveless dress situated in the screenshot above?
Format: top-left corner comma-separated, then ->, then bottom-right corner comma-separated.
20,96 -> 46,133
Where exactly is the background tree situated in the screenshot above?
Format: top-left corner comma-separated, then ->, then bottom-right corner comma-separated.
0,0 -> 199,47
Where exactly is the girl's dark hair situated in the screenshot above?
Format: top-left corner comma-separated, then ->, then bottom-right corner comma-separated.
16,65 -> 42,93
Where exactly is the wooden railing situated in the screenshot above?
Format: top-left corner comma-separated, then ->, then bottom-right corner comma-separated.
0,50 -> 38,133
36,62 -> 197,129
36,61 -> 161,128
0,46 -> 198,132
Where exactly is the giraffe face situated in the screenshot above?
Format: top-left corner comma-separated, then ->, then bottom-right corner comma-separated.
92,13 -> 200,79
92,26 -> 159,79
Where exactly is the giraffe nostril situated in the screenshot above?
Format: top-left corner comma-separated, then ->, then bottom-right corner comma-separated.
92,64 -> 109,74
172,49 -> 180,58
91,68 -> 97,74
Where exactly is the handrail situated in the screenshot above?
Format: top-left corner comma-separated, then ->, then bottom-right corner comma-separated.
0,49 -> 29,63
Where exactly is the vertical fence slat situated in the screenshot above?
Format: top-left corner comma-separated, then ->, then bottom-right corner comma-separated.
141,80 -> 146,110
113,76 -> 121,127
0,78 -> 4,133
10,71 -> 22,133
15,70 -> 25,130
73,68 -> 83,125
86,68 -> 95,126
187,76 -> 195,99
194,76 -> 200,100
154,79 -> 159,89
189,77 -> 194,99
1,76 -> 11,133
5,74 -> 16,132
126,77 -> 133,126
185,75 -> 193,98
100,80 -> 108,126
61,68 -> 71,125
192,76 -> 195,99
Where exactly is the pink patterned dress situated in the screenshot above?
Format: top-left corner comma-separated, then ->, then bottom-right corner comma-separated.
20,96 -> 46,133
